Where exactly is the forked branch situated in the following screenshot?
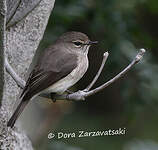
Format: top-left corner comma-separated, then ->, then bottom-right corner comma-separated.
4,48 -> 146,101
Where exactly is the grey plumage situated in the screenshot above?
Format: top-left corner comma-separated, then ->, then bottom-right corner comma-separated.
7,31 -> 96,128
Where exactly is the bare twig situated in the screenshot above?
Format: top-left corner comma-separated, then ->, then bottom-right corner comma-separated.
85,48 -> 146,97
84,51 -> 109,91
4,48 -> 146,101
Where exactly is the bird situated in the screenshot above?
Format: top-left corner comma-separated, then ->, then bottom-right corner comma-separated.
7,31 -> 98,128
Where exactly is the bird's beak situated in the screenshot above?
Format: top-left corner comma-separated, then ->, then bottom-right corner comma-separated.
87,41 -> 98,45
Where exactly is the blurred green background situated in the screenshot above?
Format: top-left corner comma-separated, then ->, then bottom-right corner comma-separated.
26,0 -> 158,149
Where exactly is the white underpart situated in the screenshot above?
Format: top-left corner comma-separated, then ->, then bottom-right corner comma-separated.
43,53 -> 89,94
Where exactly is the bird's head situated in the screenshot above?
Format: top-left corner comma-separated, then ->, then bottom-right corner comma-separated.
56,31 -> 98,54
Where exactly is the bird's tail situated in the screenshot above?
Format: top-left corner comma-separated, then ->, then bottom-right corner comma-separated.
7,99 -> 29,128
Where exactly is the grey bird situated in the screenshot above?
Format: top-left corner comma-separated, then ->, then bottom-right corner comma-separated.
7,31 -> 98,128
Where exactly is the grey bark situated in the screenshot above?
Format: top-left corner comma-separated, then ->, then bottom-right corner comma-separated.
6,0 -> 42,28
0,0 -> 5,106
0,0 -> 55,149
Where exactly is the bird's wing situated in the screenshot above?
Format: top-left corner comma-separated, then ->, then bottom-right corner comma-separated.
20,52 -> 78,99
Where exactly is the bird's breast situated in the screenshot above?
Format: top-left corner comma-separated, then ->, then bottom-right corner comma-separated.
44,55 -> 89,94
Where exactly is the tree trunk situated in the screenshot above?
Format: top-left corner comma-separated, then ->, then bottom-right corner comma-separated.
0,0 -> 55,149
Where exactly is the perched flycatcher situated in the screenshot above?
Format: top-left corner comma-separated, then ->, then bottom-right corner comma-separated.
7,31 -> 98,128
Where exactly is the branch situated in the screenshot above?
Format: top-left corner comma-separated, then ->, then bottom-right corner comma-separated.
84,51 -> 109,91
85,48 -> 146,97
4,48 -> 146,101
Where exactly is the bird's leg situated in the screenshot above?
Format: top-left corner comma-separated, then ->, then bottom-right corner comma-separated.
50,90 -> 73,102
50,92 -> 57,103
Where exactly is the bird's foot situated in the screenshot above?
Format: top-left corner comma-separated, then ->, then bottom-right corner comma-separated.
50,93 -> 57,103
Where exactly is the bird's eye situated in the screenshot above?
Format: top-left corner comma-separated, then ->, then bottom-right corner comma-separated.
73,41 -> 83,47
